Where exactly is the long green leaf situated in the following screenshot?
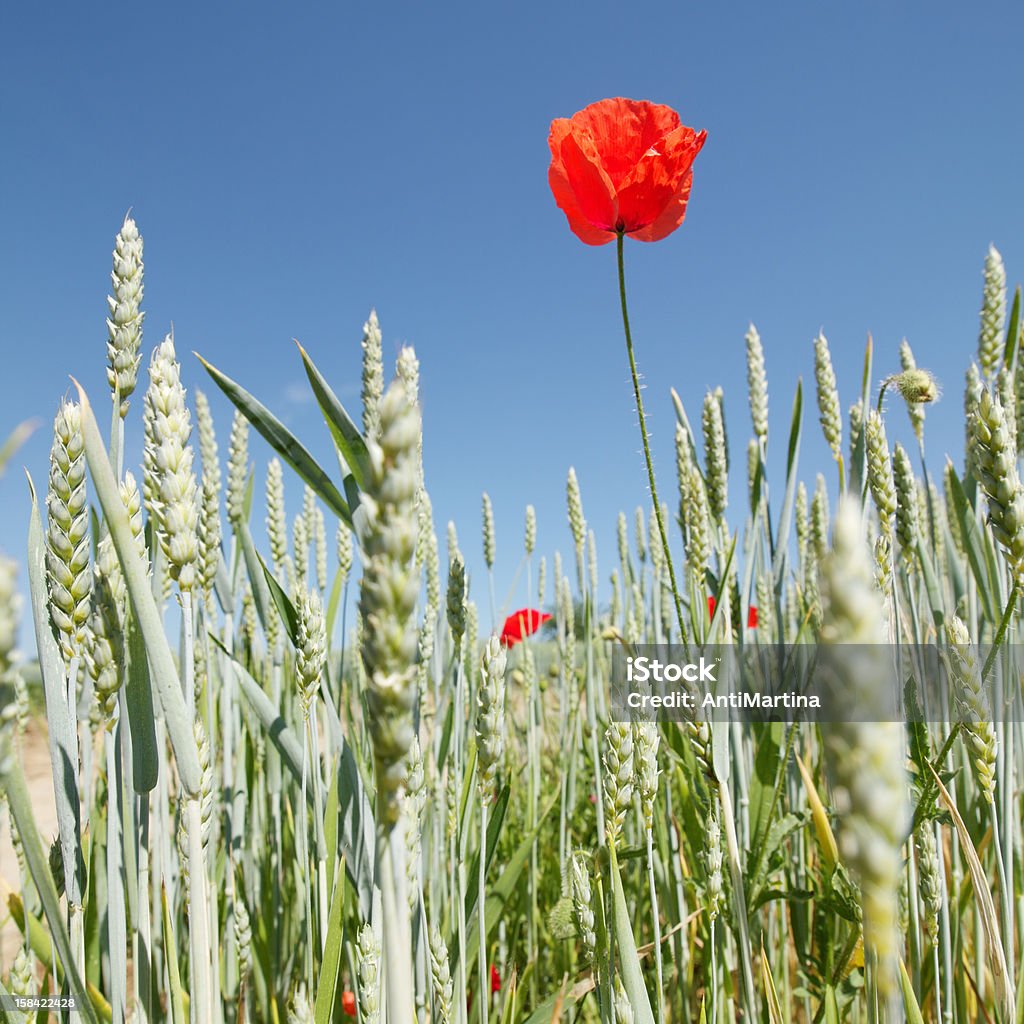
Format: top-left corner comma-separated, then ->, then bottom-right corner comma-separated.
224,643 -> 377,920
25,474 -> 84,905
898,958 -> 926,1024
3,761 -> 100,1024
313,861 -> 347,1024
197,353 -> 351,524
296,340 -> 370,490
161,884 -> 188,1024
771,379 -> 802,587
124,609 -> 158,793
74,381 -> 201,795
609,849 -> 656,1024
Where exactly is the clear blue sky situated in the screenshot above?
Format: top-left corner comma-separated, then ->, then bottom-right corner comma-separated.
2,2 -> 1023,630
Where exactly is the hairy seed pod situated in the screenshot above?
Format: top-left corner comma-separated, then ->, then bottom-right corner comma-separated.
944,616 -> 997,803
446,554 -> 466,647
429,927 -> 454,1024
225,410 -> 250,530
893,443 -> 919,566
795,480 -> 809,572
899,339 -> 926,442
295,588 -> 326,716
617,511 -> 630,574
292,514 -> 309,589
746,322 -> 768,443
337,520 -> 353,581
998,364 -> 1018,453
814,332 -> 842,461
965,363 -> 983,467
603,721 -> 634,845
194,391 -> 222,602
978,244 -> 1006,379
395,344 -> 420,406
477,635 -> 507,794
313,506 -> 327,594
819,497 -> 908,1003
702,390 -> 728,522
845,401 -> 864,492
361,310 -> 384,441
970,389 -> 1024,573
143,335 -> 200,591
106,214 -> 145,416
357,923 -> 381,1024
45,400 -> 91,660
915,823 -> 942,938
705,802 -> 724,921
865,410 -> 896,534
566,467 -> 586,557
633,721 -> 659,831
634,506 -> 646,564
85,536 -> 126,719
287,988 -> 314,1024
360,381 -> 422,827
481,491 -> 496,570
463,599 -> 479,685
570,850 -> 597,961
265,458 -> 288,575
684,468 -> 711,590
234,885 -> 252,980
810,474 -> 830,562
613,976 -> 634,1024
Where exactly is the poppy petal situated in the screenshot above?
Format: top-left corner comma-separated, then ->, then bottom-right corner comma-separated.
619,126 -> 706,238
572,98 -> 682,189
550,129 -> 619,241
499,608 -> 552,647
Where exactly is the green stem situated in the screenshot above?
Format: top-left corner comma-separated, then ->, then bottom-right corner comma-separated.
478,795 -> 489,1024
616,232 -> 688,645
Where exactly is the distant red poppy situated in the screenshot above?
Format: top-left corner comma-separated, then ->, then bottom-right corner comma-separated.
491,964 -> 501,994
706,596 -> 758,629
499,608 -> 552,647
548,98 -> 707,246
341,990 -> 356,1017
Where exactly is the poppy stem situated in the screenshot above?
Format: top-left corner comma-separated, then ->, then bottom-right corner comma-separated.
616,231 -> 689,645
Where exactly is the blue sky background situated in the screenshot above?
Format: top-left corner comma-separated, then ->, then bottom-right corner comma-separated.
2,2 -> 1023,633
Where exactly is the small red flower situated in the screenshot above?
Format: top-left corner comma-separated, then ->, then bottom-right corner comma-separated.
341,990 -> 357,1017
491,964 -> 501,994
499,608 -> 552,647
706,596 -> 758,629
548,98 -> 707,246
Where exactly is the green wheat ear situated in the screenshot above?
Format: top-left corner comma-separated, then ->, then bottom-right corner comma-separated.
45,399 -> 91,662
106,214 -> 144,417
360,379 -> 422,828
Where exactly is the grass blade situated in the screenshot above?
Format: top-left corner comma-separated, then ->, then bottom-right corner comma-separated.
197,353 -> 351,525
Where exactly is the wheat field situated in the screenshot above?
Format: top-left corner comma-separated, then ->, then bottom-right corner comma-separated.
0,216 -> 1022,1024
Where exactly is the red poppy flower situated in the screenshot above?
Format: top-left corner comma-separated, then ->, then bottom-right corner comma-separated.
341,990 -> 357,1017
548,97 -> 707,246
706,596 -> 758,629
499,608 -> 552,647
490,964 -> 501,994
